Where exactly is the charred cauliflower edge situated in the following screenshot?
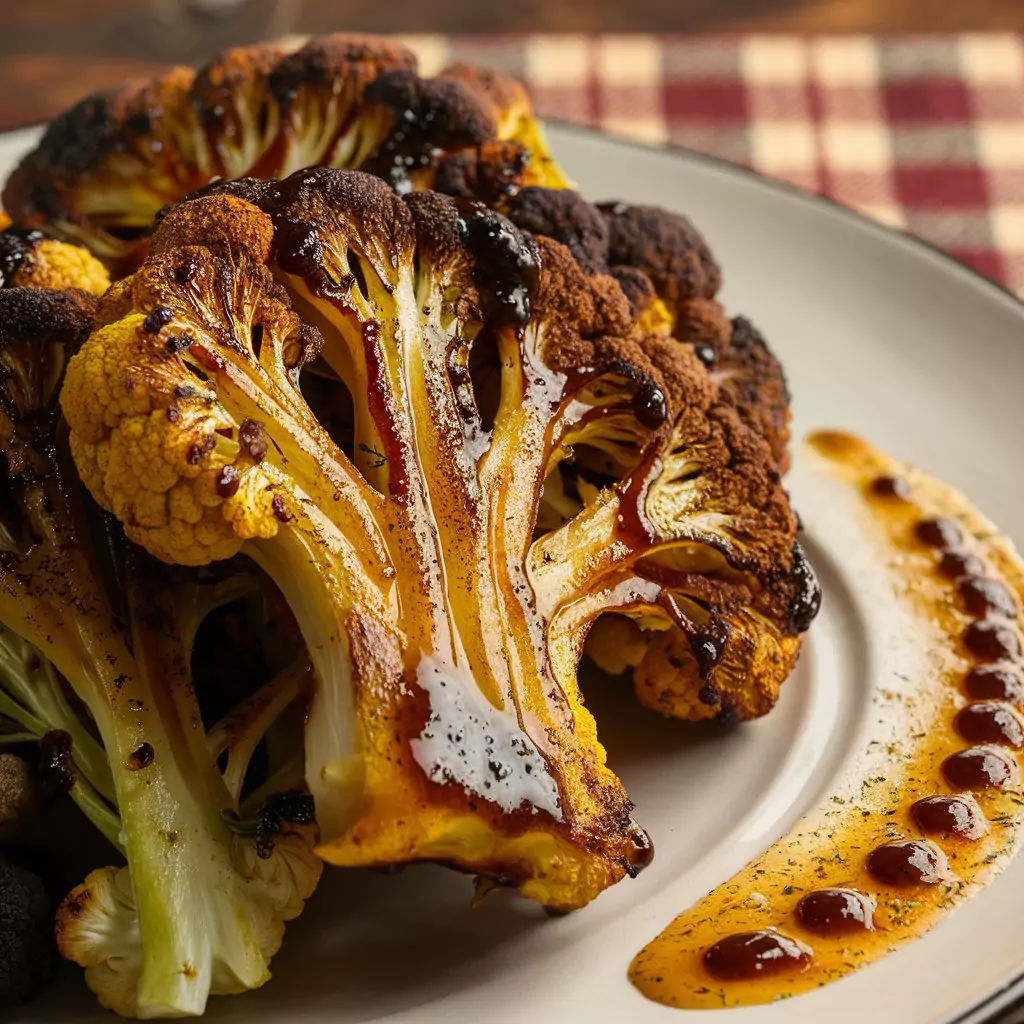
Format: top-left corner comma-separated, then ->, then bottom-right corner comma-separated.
2,33 -> 570,270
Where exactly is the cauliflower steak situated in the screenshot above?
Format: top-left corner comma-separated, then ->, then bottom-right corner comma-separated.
62,168 -> 815,912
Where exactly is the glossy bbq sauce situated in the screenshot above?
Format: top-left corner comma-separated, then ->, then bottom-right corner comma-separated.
630,430 -> 1024,1009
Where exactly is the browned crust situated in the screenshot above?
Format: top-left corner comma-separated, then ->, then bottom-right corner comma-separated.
0,228 -> 47,288
436,62 -> 530,123
1,35 -> 540,266
3,68 -> 195,223
528,236 -> 631,346
150,194 -> 275,264
587,201 -> 791,465
599,200 -> 722,304
433,140 -> 530,204
360,69 -> 497,189
268,35 -> 416,112
608,265 -> 657,315
0,287 -> 96,348
503,187 -> 609,273
190,40 -> 290,130
716,316 -> 792,470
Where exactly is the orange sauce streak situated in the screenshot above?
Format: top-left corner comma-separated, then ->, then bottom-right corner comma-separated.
629,430 -> 1024,1009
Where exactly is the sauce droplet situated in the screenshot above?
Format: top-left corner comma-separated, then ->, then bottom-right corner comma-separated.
957,577 -> 1019,619
939,550 -> 986,579
632,384 -> 668,430
965,664 -> 1024,703
627,824 -> 655,874
796,888 -> 876,935
215,465 -> 241,498
911,794 -> 988,840
915,517 -> 962,549
870,476 -> 911,500
942,746 -> 1021,791
143,305 -> 174,335
866,840 -> 949,886
692,343 -> 716,367
963,620 -> 1023,662
703,930 -> 813,982
127,742 -> 155,771
954,702 -> 1024,749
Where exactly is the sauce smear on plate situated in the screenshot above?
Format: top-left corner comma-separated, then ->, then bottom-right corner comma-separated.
629,431 -> 1024,1009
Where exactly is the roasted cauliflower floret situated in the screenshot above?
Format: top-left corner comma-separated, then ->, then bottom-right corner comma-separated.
489,186 -> 816,722
0,227 -> 109,293
4,34 -> 565,270
492,187 -> 792,469
63,172 -> 653,911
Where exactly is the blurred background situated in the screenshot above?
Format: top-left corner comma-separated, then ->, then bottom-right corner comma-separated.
4,0 -> 1022,127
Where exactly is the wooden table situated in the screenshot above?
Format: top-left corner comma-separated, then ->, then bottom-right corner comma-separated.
2,0 -> 1022,130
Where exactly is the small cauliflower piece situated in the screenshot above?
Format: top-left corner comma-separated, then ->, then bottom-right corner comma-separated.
0,228 -> 110,293
58,821 -> 320,1019
64,173 -> 657,911
3,34 -> 566,270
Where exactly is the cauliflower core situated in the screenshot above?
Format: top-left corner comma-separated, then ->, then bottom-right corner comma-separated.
63,169 -> 816,912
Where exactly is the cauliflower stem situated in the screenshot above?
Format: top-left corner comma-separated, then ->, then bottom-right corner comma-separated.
0,279 -> 319,1018
0,625 -> 121,848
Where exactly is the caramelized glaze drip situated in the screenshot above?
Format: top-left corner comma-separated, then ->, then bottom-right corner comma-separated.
630,431 -> 1024,1010
452,199 -> 540,328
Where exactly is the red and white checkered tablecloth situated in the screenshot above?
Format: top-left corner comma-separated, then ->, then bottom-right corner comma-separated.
399,34 -> 1024,296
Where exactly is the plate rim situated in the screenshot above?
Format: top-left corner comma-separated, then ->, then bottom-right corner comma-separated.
3,117 -> 1024,1024
3,117 -> 1022,319
547,120 -> 1024,1024
547,118 -> 1024,315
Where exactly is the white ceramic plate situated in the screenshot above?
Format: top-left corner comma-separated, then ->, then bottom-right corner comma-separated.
4,123 -> 1024,1024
